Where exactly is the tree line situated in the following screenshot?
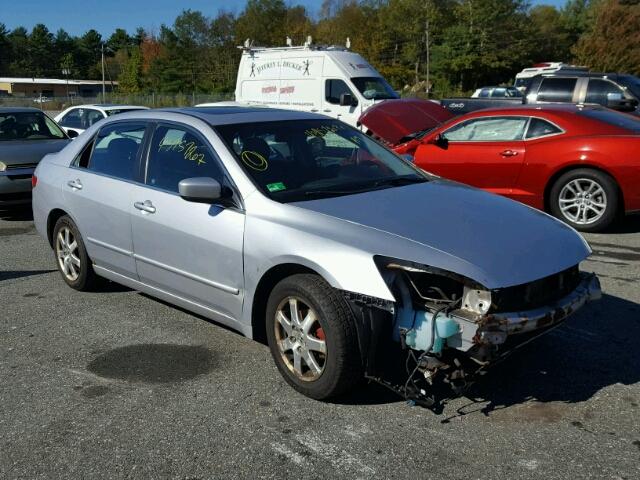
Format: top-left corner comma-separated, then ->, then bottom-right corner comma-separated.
1,0 -> 639,97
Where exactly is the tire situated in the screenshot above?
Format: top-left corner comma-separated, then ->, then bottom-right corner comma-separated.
52,215 -> 98,291
265,274 -> 362,400
549,168 -> 619,233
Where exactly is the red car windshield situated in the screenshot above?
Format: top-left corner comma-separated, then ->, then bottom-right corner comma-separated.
578,109 -> 640,133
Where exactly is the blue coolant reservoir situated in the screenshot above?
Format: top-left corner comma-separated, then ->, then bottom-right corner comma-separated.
394,309 -> 461,354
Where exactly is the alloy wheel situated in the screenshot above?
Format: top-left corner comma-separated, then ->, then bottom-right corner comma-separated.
274,296 -> 327,382
56,226 -> 81,281
558,178 -> 607,225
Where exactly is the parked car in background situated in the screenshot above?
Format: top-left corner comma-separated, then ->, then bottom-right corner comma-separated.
0,107 -> 70,207
443,71 -> 640,115
514,62 -> 589,92
32,106 -> 600,406
361,104 -> 640,232
472,86 -> 523,98
54,104 -> 149,137
32,96 -> 52,104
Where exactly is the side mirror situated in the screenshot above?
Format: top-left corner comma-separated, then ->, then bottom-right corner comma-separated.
339,92 -> 357,107
66,129 -> 79,139
606,96 -> 638,112
178,177 -> 224,203
427,133 -> 448,148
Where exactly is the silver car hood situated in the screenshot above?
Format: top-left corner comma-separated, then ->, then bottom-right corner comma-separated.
290,180 -> 591,289
0,139 -> 70,166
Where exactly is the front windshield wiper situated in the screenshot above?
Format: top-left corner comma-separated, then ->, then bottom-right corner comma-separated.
373,176 -> 429,187
399,127 -> 436,144
302,176 -> 428,199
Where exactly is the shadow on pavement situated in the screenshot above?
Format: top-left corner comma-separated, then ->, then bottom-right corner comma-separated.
441,293 -> 640,420
0,269 -> 56,282
0,206 -> 34,222
609,213 -> 640,234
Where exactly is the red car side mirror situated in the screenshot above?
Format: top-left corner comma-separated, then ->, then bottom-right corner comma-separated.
427,133 -> 448,148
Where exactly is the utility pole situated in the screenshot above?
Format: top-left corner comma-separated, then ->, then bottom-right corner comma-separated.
101,43 -> 106,103
425,18 -> 430,97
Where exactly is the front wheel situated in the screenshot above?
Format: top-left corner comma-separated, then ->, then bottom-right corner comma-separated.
549,168 -> 619,232
265,274 -> 362,400
53,215 -> 97,290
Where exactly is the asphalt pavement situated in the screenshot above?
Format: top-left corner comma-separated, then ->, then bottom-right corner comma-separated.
1,207 -> 639,479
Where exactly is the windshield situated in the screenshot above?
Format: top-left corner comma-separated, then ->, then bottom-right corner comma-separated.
617,75 -> 640,99
105,108 -> 146,116
215,119 -> 428,203
577,109 -> 640,133
0,111 -> 66,141
514,78 -> 531,90
351,77 -> 399,100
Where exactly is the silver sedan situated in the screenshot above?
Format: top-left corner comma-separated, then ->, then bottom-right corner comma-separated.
32,107 -> 601,404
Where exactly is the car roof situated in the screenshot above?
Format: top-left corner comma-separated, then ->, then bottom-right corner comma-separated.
158,106 -> 326,125
462,104 -> 603,117
68,104 -> 148,110
0,107 -> 47,114
538,72 -> 626,79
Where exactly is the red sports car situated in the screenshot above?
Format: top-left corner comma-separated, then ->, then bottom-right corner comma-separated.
361,103 -> 640,232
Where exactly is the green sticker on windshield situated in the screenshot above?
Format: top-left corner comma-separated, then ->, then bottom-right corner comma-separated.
267,182 -> 286,192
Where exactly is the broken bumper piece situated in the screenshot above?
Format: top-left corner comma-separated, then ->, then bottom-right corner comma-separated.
479,272 -> 600,341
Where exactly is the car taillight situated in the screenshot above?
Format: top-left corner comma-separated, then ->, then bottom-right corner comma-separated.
31,174 -> 38,188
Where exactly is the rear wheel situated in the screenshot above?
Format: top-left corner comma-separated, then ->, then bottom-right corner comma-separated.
265,274 -> 362,400
549,168 -> 619,232
53,215 -> 97,291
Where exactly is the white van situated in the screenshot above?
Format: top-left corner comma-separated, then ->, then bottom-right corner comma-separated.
200,43 -> 400,128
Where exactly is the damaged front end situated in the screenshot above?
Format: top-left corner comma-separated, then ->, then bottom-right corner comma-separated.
343,256 -> 601,408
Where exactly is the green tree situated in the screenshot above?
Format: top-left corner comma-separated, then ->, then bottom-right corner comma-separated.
235,0 -> 289,46
572,0 -> 640,74
117,46 -> 143,93
529,5 -> 572,63
77,29 -> 103,79
7,27 -> 31,77
0,23 -> 11,74
29,24 -> 55,76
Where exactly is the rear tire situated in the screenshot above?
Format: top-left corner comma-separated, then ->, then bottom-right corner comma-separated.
265,274 -> 362,400
52,215 -> 98,291
549,168 -> 619,232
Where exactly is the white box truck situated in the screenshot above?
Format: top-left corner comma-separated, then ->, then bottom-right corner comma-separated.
200,41 -> 401,128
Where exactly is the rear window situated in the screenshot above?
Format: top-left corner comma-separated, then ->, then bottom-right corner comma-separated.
577,109 -> 640,133
105,109 -> 146,116
537,78 -> 577,103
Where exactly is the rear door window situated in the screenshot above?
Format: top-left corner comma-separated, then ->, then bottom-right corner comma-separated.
525,118 -> 563,139
85,122 -> 146,181
443,117 -> 528,141
83,109 -> 105,128
585,79 -> 626,105
145,124 -> 224,193
537,78 -> 577,103
60,108 -> 82,129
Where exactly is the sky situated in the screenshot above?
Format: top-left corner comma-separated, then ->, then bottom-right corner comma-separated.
2,0 -> 567,37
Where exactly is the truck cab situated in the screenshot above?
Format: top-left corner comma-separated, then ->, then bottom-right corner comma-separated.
232,43 -> 399,127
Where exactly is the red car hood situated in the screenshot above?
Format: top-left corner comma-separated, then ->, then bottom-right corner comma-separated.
358,98 -> 454,146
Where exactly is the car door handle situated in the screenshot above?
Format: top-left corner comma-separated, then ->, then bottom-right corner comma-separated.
134,200 -> 156,214
67,179 -> 83,190
323,109 -> 332,112
500,150 -> 518,157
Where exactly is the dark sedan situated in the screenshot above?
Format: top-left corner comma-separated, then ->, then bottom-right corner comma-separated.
0,108 -> 70,207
